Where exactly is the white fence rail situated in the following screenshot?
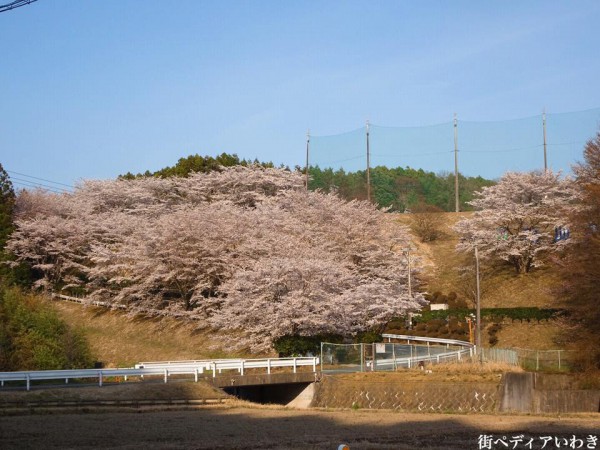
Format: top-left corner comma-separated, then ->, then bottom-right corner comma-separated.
51,293 -> 121,309
0,357 -> 320,391
381,333 -> 474,348
321,339 -> 474,373
372,348 -> 473,370
136,357 -> 319,377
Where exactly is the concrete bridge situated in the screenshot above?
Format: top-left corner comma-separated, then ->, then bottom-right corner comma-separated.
0,357 -> 320,393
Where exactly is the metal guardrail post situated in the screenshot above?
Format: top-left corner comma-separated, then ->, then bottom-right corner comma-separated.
320,342 -> 323,373
371,343 -> 375,372
267,359 -> 271,374
293,358 -> 297,374
360,343 -> 364,372
26,374 -> 30,391
240,360 -> 244,376
98,371 -> 103,387
194,368 -> 199,382
312,357 -> 316,373
164,369 -> 168,383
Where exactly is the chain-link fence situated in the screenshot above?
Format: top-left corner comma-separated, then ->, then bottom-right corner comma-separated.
480,347 -> 573,372
320,342 -> 472,373
321,343 -> 574,373
515,348 -> 573,372
310,107 -> 600,180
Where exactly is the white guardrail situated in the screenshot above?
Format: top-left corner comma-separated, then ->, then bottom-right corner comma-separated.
381,333 -> 475,348
376,334 -> 475,370
372,348 -> 473,370
0,357 -> 320,391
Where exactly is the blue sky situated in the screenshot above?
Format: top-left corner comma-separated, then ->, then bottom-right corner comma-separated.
1,1 -> 599,188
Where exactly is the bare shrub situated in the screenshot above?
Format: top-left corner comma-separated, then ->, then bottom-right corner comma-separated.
409,205 -> 445,242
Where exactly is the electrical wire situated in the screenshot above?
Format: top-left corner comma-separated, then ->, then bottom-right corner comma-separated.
6,170 -> 74,189
11,180 -> 66,194
0,0 -> 38,13
10,176 -> 70,192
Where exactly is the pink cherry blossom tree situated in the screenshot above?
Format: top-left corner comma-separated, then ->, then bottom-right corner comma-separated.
454,171 -> 578,273
8,166 -> 424,351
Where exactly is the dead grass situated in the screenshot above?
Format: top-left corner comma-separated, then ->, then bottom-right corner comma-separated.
479,267 -> 563,308
0,380 -> 227,406
394,212 -> 566,349
326,362 -> 518,384
397,212 -> 472,295
492,321 -> 562,350
50,301 -> 252,367
430,360 -> 522,374
396,212 -> 563,307
2,406 -> 599,450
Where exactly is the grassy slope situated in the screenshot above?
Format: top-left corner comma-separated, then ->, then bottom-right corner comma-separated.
50,212 -> 566,365
396,212 -> 565,350
51,301 -> 248,367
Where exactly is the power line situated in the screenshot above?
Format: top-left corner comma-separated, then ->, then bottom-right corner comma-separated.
461,144 -> 544,154
372,150 -> 452,158
0,0 -> 38,13
11,180 -> 66,194
6,170 -> 74,189
313,155 -> 365,166
10,176 -> 70,193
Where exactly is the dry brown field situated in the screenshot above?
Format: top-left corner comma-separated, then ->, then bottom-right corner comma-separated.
1,404 -> 598,450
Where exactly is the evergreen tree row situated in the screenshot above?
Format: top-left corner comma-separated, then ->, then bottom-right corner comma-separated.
309,165 -> 494,212
119,153 -> 495,212
120,153 -> 277,179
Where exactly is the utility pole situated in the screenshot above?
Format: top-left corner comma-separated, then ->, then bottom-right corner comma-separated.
475,246 -> 482,363
405,247 -> 413,331
406,248 -> 412,298
305,130 -> 310,191
454,113 -> 459,213
542,109 -> 548,172
366,120 -> 371,202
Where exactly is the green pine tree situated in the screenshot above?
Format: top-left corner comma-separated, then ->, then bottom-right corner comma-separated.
0,163 -> 15,250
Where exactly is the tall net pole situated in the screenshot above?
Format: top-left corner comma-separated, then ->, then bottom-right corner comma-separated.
454,113 -> 459,212
366,120 -> 371,202
542,109 -> 548,172
475,246 -> 482,363
305,130 -> 310,191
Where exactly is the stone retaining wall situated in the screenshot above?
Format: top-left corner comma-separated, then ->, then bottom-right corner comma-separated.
311,376 -> 499,412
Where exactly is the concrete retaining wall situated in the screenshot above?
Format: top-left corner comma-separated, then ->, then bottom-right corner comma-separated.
309,373 -> 600,414
500,373 -> 600,414
211,371 -> 317,388
534,389 -> 600,414
311,376 -> 499,412
498,372 -> 534,412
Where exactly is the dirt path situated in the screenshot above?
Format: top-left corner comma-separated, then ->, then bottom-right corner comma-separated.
1,405 -> 598,449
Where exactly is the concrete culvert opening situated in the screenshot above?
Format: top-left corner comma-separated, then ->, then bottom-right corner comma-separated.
223,382 -> 312,405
